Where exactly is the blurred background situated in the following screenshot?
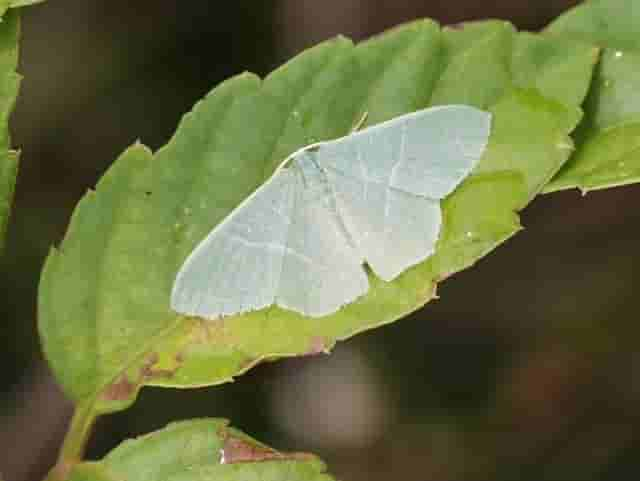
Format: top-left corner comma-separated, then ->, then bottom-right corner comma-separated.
2,1 -> 640,480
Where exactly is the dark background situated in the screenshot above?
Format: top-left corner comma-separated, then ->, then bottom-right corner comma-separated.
3,1 -> 640,480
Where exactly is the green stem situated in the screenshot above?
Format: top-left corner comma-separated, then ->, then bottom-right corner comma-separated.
44,401 -> 97,481
61,401 -> 96,460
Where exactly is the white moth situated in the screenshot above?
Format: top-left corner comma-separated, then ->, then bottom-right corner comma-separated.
171,105 -> 492,319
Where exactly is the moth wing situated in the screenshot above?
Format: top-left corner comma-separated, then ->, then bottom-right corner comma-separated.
172,105 -> 490,316
320,105 -> 491,199
323,169 -> 441,281
389,105 -> 491,198
170,169 -> 297,319
317,105 -> 491,281
276,157 -> 369,317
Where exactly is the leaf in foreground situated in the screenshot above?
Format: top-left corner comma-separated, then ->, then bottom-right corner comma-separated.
0,11 -> 20,250
545,0 -> 640,192
67,419 -> 333,481
38,18 -> 595,414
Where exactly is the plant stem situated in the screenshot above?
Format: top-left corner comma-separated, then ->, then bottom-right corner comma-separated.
43,401 -> 97,481
61,401 -> 96,460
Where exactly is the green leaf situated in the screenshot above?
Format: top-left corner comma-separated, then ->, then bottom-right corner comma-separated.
0,0 -> 41,250
545,0 -> 640,192
0,10 -> 20,251
0,150 -> 17,251
66,419 -> 334,481
0,0 -> 45,18
38,18 -> 595,413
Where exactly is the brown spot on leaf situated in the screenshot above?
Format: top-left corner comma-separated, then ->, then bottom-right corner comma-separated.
306,336 -> 330,356
220,437 -> 283,464
447,21 -> 470,30
140,352 -> 178,380
101,374 -> 136,401
219,431 -> 313,465
100,351 -> 186,404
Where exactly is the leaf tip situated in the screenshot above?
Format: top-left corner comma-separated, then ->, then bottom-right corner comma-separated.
128,140 -> 153,157
235,70 -> 263,86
